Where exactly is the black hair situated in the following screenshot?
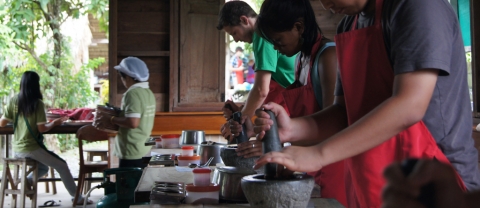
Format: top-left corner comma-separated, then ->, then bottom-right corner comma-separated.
217,1 -> 257,30
257,0 -> 323,56
17,71 -> 43,117
235,46 -> 244,52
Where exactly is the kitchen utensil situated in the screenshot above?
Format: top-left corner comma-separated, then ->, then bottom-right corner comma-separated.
262,110 -> 282,179
212,166 -> 256,202
188,157 -> 214,168
232,112 -> 249,144
197,143 -> 226,165
150,182 -> 185,205
179,130 -> 206,146
241,173 -> 314,208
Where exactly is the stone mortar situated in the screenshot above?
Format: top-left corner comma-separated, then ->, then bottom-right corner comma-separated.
241,174 -> 314,208
220,147 -> 263,174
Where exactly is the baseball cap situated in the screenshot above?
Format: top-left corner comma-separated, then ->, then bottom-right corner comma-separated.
114,57 -> 149,82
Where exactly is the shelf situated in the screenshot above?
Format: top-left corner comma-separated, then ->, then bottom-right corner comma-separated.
117,51 -> 170,57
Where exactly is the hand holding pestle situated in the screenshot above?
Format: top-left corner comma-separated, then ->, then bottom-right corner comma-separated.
233,112 -> 250,144
262,110 -> 282,179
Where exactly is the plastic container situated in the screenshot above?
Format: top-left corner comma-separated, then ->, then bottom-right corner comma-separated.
177,155 -> 200,166
161,134 -> 181,149
192,168 -> 211,186
155,137 -> 162,148
185,183 -> 220,204
181,146 -> 194,156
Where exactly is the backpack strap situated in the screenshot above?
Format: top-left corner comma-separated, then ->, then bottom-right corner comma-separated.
311,42 -> 336,109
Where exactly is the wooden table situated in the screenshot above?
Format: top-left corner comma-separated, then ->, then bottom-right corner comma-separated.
0,123 -> 91,158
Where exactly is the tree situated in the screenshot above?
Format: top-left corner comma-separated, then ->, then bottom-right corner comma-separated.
0,0 -> 108,109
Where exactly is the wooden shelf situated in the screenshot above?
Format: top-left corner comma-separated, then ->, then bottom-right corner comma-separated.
117,51 -> 170,57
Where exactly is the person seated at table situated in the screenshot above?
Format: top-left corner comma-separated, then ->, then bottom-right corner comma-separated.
93,56 -> 156,168
0,71 -> 92,205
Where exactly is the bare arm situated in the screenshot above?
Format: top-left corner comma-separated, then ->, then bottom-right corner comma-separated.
38,116 -> 68,133
317,47 -> 337,108
316,69 -> 438,167
111,117 -> 140,129
255,69 -> 439,172
241,70 -> 272,117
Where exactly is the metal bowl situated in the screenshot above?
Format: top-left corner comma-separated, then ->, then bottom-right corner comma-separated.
179,130 -> 206,146
197,143 -> 226,165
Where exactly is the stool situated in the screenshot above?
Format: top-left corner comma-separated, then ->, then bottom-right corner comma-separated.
83,149 -> 108,194
42,167 -> 57,194
0,158 -> 38,208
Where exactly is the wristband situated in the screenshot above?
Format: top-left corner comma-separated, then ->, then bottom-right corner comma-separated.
110,116 -> 115,124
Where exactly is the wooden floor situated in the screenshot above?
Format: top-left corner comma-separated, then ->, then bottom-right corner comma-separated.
1,181 -> 105,208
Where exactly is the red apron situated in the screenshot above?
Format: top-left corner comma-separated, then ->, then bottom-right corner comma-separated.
334,0 -> 466,207
264,79 -> 289,113
282,35 -> 347,207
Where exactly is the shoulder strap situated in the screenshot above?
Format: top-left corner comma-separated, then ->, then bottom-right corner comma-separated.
23,114 -> 39,140
311,42 -> 336,109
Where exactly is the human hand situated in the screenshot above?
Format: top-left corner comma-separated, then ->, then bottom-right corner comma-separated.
220,122 -> 233,143
236,140 -> 262,158
382,159 -> 467,208
230,114 -> 254,138
53,116 -> 69,126
222,100 -> 240,120
253,102 -> 292,143
253,145 -> 323,174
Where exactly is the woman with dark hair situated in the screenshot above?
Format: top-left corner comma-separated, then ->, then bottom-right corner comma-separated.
0,71 -> 92,205
231,0 -> 346,205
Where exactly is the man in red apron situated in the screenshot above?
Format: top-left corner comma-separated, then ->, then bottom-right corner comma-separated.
253,0 -> 479,207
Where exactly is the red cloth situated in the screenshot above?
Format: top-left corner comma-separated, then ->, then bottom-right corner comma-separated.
48,108 -> 94,120
335,0 -> 466,207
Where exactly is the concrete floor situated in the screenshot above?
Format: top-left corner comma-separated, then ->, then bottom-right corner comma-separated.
1,181 -> 105,208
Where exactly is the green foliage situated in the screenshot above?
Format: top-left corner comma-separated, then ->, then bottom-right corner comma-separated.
99,79 -> 109,104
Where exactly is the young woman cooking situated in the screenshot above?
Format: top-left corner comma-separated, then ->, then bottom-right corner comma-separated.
231,0 -> 346,205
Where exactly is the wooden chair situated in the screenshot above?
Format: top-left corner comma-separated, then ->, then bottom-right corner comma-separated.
41,167 -> 57,194
73,125 -> 109,206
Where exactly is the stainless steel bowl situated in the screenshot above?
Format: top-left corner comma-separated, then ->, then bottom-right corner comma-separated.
179,130 -> 206,146
197,143 -> 226,165
212,166 -> 256,202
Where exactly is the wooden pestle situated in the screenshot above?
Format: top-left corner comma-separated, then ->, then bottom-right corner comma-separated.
262,110 -> 282,179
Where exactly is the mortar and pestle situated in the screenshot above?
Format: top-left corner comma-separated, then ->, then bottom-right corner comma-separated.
241,110 -> 314,208
219,112 -> 259,171
214,112 -> 258,202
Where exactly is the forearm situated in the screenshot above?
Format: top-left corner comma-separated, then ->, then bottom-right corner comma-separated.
289,104 -> 348,146
111,116 -> 138,129
317,96 -> 422,167
241,85 -> 268,118
0,118 -> 9,127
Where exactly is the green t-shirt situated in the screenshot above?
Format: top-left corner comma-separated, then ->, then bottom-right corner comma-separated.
2,95 -> 46,153
252,32 -> 295,88
114,82 -> 156,160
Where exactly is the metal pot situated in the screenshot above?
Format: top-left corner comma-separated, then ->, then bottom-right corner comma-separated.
197,144 -> 226,165
212,166 -> 256,202
179,130 -> 206,146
